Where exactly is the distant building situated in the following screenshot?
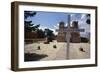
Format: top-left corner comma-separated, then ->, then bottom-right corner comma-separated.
56,21 -> 81,43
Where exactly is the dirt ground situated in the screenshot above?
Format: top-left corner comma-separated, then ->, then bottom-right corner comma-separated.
24,40 -> 90,61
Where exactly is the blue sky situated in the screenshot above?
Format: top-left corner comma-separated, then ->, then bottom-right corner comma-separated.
25,11 -> 90,38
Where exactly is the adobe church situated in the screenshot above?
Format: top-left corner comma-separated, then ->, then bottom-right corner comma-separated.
56,21 -> 81,43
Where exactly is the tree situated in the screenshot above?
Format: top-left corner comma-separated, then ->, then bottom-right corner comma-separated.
24,11 -> 41,39
24,11 -> 36,19
24,11 -> 40,32
86,14 -> 90,24
44,29 -> 55,42
37,29 -> 45,38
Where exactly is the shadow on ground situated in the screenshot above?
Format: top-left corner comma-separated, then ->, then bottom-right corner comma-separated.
24,53 -> 48,61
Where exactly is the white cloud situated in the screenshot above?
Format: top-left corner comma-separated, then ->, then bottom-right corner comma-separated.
78,14 -> 90,38
78,14 -> 90,33
70,14 -> 76,18
54,25 -> 58,29
39,25 -> 58,35
49,28 -> 58,35
57,23 -> 59,27
81,14 -> 86,20
65,23 -> 68,27
39,26 -> 48,31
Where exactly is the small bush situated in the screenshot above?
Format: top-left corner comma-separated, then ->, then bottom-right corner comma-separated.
37,46 -> 40,50
53,45 -> 57,48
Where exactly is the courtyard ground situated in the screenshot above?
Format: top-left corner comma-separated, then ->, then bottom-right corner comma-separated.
24,40 -> 90,61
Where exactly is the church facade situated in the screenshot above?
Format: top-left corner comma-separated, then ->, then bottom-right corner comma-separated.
56,21 -> 81,43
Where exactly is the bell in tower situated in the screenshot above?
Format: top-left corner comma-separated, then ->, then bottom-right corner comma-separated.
57,21 -> 66,42
72,21 -> 79,29
59,21 -> 65,29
